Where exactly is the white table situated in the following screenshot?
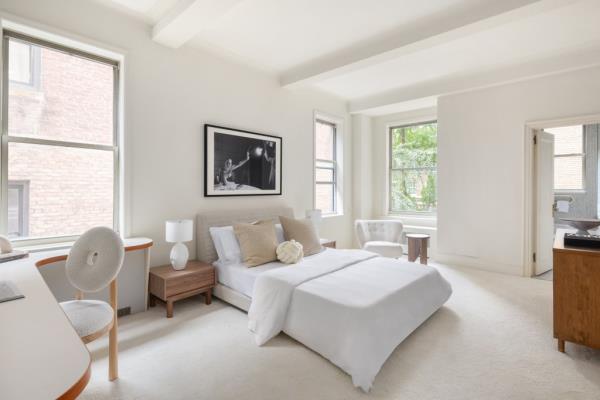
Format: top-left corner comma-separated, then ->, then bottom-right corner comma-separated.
0,237 -> 152,399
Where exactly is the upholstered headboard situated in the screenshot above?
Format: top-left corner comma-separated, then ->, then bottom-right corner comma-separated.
196,207 -> 294,264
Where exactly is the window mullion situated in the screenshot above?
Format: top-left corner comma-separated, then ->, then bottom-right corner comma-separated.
6,135 -> 116,151
554,153 -> 585,158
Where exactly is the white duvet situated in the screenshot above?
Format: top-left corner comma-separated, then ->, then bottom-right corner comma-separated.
248,248 -> 452,392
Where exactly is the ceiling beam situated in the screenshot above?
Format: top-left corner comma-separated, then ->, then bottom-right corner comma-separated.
348,45 -> 600,114
280,0 -> 577,88
152,0 -> 244,48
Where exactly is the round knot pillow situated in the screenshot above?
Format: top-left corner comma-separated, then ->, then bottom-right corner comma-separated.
276,240 -> 304,264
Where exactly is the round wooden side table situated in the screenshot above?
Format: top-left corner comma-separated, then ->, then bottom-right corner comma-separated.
406,233 -> 430,265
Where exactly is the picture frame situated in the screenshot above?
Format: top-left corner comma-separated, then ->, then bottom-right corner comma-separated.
204,124 -> 282,197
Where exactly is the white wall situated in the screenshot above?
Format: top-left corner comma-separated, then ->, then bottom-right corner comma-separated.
352,114 -> 373,221
0,0 -> 354,269
437,66 -> 600,275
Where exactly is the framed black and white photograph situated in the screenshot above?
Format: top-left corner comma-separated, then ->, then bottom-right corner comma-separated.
204,124 -> 282,197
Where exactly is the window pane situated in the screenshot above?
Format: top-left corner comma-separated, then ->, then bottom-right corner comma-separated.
8,142 -> 113,239
547,125 -> 583,155
7,186 -> 20,237
390,123 -> 437,169
8,38 -> 114,145
7,183 -> 27,238
315,121 -> 335,160
390,169 -> 436,213
316,183 -> 335,214
316,167 -> 334,182
554,155 -> 583,190
9,40 -> 32,84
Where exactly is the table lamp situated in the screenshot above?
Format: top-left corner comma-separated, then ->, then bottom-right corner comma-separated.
306,209 -> 322,234
166,219 -> 193,270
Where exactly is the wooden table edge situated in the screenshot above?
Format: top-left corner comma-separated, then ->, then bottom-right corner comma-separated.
35,240 -> 154,268
57,358 -> 91,400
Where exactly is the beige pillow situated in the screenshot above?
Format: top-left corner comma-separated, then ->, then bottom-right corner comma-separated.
233,220 -> 278,267
279,216 -> 323,256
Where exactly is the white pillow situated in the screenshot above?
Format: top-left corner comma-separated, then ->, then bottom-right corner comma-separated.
210,224 -> 286,264
209,226 -> 242,263
274,223 -> 285,244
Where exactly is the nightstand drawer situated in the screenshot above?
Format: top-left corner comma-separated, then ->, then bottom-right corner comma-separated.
165,273 -> 215,297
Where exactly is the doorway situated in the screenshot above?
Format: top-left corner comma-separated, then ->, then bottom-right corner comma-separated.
533,123 -> 600,279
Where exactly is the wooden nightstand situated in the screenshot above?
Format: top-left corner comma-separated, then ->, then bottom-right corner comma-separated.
320,239 -> 336,248
148,261 -> 216,318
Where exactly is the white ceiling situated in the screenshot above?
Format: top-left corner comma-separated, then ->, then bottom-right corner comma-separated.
315,0 -> 600,100
188,0 -> 479,73
91,0 -> 181,22
90,0 -> 600,115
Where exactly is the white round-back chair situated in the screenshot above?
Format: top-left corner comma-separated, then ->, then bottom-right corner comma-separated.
355,220 -> 404,258
60,227 -> 124,381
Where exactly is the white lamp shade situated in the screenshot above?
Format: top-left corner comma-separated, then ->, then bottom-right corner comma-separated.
166,219 -> 193,243
306,209 -> 322,224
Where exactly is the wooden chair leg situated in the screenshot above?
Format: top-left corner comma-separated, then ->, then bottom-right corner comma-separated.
109,279 -> 118,381
558,339 -> 565,353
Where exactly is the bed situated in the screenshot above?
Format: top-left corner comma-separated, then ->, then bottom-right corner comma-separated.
197,207 -> 452,391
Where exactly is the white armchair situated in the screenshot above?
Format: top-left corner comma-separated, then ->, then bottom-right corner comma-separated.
355,220 -> 404,258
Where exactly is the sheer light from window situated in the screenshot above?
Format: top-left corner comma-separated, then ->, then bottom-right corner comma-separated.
546,125 -> 584,191
3,32 -> 119,241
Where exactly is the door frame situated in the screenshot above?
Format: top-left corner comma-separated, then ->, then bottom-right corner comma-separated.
524,113 -> 600,277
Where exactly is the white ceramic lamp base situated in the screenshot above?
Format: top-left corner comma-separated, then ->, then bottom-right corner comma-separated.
170,242 -> 189,270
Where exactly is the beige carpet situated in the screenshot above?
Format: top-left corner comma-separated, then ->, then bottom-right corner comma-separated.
81,263 -> 600,400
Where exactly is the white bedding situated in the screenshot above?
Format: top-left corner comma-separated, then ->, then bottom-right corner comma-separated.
214,260 -> 282,297
213,248 -> 327,297
248,248 -> 452,392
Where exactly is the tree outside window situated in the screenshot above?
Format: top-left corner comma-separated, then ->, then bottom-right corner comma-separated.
389,122 -> 437,213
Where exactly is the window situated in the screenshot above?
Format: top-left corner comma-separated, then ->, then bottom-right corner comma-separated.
8,40 -> 40,88
2,30 -> 120,242
389,121 -> 437,214
546,125 -> 584,191
315,119 -> 338,214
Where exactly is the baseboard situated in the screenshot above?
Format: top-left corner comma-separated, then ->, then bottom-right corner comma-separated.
435,253 -> 523,276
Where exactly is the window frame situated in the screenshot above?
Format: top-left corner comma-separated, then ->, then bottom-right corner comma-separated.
314,113 -> 343,216
552,127 -> 586,193
388,120 -> 438,216
1,29 -> 121,246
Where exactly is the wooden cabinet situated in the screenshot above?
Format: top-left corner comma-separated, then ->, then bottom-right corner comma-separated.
553,229 -> 600,352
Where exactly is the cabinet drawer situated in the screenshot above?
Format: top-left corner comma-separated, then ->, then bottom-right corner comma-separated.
165,272 -> 215,297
